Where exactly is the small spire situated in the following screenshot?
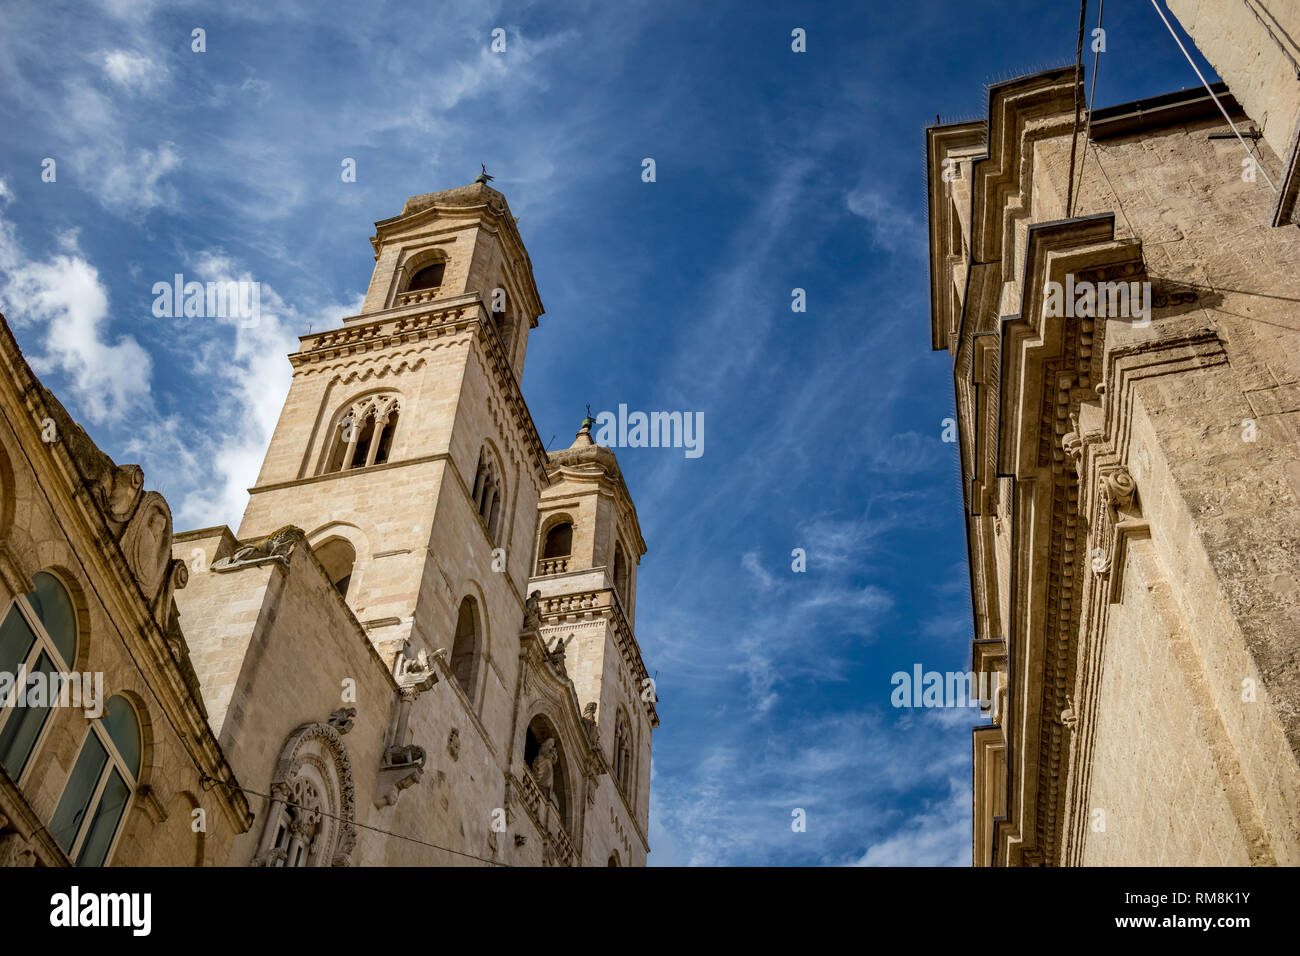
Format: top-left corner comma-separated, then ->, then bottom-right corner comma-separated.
475,163 -> 494,184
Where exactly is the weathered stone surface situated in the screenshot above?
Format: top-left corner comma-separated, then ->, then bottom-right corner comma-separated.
0,178 -> 656,868
928,11 -> 1300,866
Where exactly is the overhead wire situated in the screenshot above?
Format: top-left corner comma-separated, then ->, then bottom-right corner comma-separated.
204,776 -> 512,866
1149,0 -> 1279,193
1070,0 -> 1104,217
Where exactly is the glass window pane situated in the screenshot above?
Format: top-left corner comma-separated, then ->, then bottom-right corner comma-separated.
49,731 -> 108,852
75,768 -> 131,867
101,695 -> 141,778
0,599 -> 37,676
28,572 -> 76,667
0,651 -> 56,778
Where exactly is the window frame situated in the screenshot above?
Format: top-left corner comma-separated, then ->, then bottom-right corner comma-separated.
0,572 -> 79,787
50,695 -> 141,867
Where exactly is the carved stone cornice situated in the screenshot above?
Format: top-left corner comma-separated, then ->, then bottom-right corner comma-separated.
978,214 -> 1147,866
290,296 -> 549,483
530,588 -> 658,727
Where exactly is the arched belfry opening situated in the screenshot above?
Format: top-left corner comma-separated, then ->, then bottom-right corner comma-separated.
538,519 -> 572,574
408,261 -> 445,292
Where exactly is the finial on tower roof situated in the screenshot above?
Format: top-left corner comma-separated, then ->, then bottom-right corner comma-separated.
476,163 -> 494,184
573,404 -> 597,447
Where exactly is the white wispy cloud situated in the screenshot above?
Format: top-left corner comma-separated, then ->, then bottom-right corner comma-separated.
102,49 -> 168,93
853,776 -> 971,866
0,190 -> 152,424
845,187 -> 926,256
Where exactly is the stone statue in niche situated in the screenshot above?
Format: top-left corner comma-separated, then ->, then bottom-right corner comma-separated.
547,635 -> 569,672
446,728 -> 460,761
581,702 -> 599,745
531,737 -> 558,795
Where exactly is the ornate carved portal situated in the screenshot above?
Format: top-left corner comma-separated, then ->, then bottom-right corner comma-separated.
252,720 -> 357,867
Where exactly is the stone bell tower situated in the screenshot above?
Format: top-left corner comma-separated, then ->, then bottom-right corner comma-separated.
527,415 -> 658,860
236,175 -> 551,666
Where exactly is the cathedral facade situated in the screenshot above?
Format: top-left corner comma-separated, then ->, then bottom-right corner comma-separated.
928,3 -> 1300,865
0,179 -> 657,867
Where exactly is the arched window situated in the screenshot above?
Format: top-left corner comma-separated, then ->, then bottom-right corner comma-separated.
494,309 -> 515,354
543,523 -> 572,558
450,597 -> 480,702
613,709 -> 633,799
322,394 -> 401,474
395,253 -> 450,308
538,521 -> 572,575
471,448 -> 504,543
607,851 -> 621,866
48,695 -> 141,867
489,278 -> 516,354
0,571 -> 78,781
314,538 -> 356,598
613,542 -> 629,606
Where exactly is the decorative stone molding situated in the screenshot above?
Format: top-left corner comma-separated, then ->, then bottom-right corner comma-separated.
0,830 -> 37,867
93,462 -> 145,526
1059,695 -> 1079,730
1101,467 -> 1136,512
120,492 -> 172,597
254,719 -> 357,867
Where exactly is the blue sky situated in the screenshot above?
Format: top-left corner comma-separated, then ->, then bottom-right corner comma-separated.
0,1 -> 1219,865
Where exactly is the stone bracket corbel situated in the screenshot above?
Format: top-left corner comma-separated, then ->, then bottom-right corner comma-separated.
373,647 -> 442,809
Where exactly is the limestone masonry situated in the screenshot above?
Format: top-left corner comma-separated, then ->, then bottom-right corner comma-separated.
928,2 -> 1300,865
0,177 -> 656,866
